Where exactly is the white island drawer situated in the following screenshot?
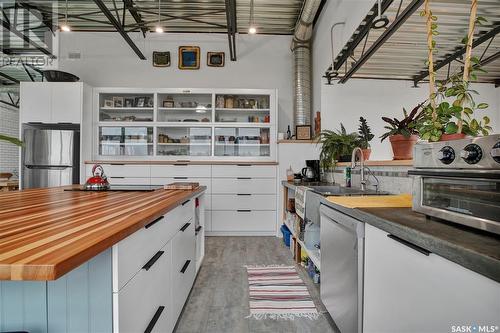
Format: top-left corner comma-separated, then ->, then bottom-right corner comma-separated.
212,165 -> 276,178
86,164 -> 150,178
212,194 -> 276,210
151,165 -> 210,178
211,210 -> 276,232
212,178 -> 276,194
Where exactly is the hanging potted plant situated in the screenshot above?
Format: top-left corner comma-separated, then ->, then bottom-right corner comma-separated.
418,0 -> 491,141
380,105 -> 423,160
357,117 -> 374,160
317,123 -> 359,182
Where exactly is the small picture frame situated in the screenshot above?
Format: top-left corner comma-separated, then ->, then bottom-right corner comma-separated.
124,98 -> 135,107
145,97 -> 154,107
135,97 -> 145,107
178,46 -> 200,70
163,100 -> 174,108
152,51 -> 170,67
296,125 -> 312,140
104,99 -> 114,108
207,52 -> 225,67
113,97 -> 124,108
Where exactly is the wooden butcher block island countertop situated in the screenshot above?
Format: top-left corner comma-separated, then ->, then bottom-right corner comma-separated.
0,186 -> 205,281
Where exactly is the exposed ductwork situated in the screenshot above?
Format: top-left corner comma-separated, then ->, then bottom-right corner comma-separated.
291,0 -> 322,126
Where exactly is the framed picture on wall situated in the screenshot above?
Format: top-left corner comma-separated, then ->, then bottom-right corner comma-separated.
296,125 -> 312,140
178,46 -> 200,70
152,51 -> 171,67
207,52 -> 225,67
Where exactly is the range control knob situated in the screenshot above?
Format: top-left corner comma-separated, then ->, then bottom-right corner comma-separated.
492,142 -> 500,163
437,146 -> 455,164
460,144 -> 483,164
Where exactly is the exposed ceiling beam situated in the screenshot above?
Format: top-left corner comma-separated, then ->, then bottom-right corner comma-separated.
0,17 -> 55,58
338,0 -> 424,84
0,71 -> 20,84
18,2 -> 56,35
224,0 -> 237,61
413,25 -> 500,84
123,0 -> 149,37
93,0 -> 146,60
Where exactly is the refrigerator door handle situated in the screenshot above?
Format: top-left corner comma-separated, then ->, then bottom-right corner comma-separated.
25,165 -> 72,170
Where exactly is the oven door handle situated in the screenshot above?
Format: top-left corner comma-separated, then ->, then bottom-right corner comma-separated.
408,169 -> 500,180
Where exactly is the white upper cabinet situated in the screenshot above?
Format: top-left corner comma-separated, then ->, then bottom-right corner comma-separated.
20,82 -> 83,124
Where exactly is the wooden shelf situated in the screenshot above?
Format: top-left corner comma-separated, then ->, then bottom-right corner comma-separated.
336,160 -> 413,167
296,238 -> 320,270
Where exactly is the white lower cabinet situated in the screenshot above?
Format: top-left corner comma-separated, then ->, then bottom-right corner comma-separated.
363,223 -> 500,333
113,197 -> 199,333
211,210 -> 276,233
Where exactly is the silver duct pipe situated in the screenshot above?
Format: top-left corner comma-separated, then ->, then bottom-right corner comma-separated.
292,0 -> 321,126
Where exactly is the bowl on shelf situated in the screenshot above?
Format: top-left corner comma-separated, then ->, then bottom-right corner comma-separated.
43,70 -> 80,82
0,173 -> 13,181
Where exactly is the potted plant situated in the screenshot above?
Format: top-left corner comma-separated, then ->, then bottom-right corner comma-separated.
317,123 -> 358,180
357,117 -> 374,160
0,134 -> 22,146
380,105 -> 423,160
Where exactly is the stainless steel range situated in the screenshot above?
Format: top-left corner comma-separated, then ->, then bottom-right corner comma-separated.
409,134 -> 500,235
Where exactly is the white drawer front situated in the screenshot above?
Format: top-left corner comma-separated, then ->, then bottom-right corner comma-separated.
212,178 -> 276,194
212,165 -> 276,178
211,210 -> 276,232
107,177 -> 151,185
114,245 -> 171,333
151,165 -> 210,178
113,201 -> 194,292
150,177 -> 211,192
212,194 -> 276,210
86,164 -> 150,178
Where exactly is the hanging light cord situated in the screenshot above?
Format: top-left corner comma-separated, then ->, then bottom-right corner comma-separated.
65,0 -> 69,24
250,0 -> 254,27
158,0 -> 161,26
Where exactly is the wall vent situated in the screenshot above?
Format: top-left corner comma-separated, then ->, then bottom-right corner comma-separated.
68,52 -> 81,60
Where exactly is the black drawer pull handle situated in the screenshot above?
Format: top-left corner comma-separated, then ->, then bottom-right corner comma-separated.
237,193 -> 252,196
237,177 -> 252,180
174,177 -> 188,179
195,226 -> 202,232
145,216 -> 164,229
180,222 -> 191,232
110,163 -> 125,166
174,163 -> 189,166
387,234 -> 431,256
182,199 -> 190,206
144,306 -> 165,333
180,260 -> 191,273
110,176 -> 125,179
237,164 -> 251,167
237,209 -> 252,212
142,251 -> 164,271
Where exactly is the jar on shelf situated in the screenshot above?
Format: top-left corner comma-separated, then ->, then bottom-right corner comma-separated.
216,95 -> 225,108
225,96 -> 234,109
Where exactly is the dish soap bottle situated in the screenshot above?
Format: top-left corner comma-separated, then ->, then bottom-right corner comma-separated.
344,167 -> 352,187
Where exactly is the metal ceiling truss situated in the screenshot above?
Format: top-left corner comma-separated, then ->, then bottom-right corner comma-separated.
413,25 -> 500,85
224,0 -> 237,61
123,0 -> 148,37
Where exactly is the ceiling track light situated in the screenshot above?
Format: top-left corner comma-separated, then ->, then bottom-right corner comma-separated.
248,0 -> 257,34
60,0 -> 71,32
155,0 -> 163,33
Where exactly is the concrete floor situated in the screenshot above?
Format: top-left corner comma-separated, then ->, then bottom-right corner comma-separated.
174,236 -> 339,333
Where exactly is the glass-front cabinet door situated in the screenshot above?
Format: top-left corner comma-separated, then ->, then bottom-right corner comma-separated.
99,93 -> 154,122
157,93 -> 212,123
214,127 -> 271,157
214,94 -> 270,124
99,127 -> 153,156
157,127 -> 212,156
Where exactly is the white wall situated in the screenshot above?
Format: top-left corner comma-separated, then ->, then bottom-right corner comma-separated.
0,104 -> 19,177
58,32 -> 294,132
321,80 -> 500,160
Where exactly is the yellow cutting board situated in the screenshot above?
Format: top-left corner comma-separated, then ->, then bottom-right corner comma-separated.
326,193 -> 412,209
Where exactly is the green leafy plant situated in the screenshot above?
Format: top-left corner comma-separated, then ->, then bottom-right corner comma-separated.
357,117 -> 374,149
380,105 -> 423,142
0,134 -> 23,146
317,123 -> 359,170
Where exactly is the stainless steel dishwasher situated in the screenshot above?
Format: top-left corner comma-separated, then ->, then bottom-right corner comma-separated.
320,204 -> 364,333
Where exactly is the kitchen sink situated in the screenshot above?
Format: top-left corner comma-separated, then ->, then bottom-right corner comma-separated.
307,185 -> 387,196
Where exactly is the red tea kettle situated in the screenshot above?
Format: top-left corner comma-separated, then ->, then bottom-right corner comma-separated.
84,164 -> 110,191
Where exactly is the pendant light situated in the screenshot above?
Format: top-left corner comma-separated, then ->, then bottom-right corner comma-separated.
372,0 -> 389,29
155,0 -> 164,33
248,0 -> 257,34
60,0 -> 71,32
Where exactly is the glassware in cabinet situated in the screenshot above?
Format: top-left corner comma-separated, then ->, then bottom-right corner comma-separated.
99,126 -> 153,156
214,94 -> 270,124
157,127 -> 212,156
214,127 -> 270,157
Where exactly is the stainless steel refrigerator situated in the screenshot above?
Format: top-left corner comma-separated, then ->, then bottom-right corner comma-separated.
22,124 -> 80,189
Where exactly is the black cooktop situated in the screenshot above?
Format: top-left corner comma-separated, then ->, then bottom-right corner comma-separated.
66,185 -> 163,192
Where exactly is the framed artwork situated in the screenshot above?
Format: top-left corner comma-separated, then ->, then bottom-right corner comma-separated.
113,97 -> 124,108
207,52 -> 225,67
135,97 -> 145,107
153,51 -> 170,67
296,125 -> 312,140
124,98 -> 135,107
104,100 -> 114,108
178,46 -> 200,70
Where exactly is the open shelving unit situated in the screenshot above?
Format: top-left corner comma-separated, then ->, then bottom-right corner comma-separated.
93,88 -> 277,161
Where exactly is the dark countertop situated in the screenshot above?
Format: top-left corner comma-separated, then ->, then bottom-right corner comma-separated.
320,199 -> 500,283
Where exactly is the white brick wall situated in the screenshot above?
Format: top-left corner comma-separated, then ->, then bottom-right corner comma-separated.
0,104 -> 20,178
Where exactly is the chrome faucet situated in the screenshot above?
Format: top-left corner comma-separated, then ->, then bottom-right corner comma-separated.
351,147 -> 366,191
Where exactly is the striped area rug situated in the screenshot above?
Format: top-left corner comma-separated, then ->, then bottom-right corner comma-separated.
245,265 -> 319,320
